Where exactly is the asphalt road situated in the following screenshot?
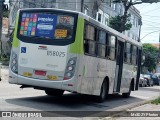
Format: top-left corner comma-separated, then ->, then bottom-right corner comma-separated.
0,67 -> 160,119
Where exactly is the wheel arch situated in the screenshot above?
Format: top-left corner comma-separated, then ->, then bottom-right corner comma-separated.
103,76 -> 109,93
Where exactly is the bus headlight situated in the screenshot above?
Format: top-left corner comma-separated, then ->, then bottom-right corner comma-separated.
11,52 -> 18,74
63,57 -> 77,80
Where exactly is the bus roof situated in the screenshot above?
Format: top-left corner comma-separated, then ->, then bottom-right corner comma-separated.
19,8 -> 142,47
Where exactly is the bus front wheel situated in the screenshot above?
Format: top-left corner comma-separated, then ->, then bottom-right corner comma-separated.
45,89 -> 64,97
97,81 -> 108,103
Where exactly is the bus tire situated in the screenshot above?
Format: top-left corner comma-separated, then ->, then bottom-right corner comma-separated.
45,89 -> 64,97
96,80 -> 108,103
122,83 -> 131,98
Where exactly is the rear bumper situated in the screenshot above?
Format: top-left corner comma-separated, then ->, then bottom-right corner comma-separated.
9,69 -> 77,92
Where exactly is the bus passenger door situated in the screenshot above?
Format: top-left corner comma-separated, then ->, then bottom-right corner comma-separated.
114,41 -> 124,92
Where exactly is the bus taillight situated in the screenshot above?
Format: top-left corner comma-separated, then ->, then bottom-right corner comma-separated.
63,57 -> 77,80
10,52 -> 18,74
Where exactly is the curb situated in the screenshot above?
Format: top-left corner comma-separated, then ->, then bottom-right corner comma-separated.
102,96 -> 159,119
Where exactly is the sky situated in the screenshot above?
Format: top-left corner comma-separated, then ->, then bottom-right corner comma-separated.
135,2 -> 160,43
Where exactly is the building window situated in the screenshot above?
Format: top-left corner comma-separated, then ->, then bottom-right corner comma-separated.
133,16 -> 136,27
84,8 -> 88,15
108,0 -> 112,7
136,18 -> 138,27
84,5 -> 89,15
103,13 -> 109,26
98,13 -> 102,22
96,9 -> 103,23
19,1 -> 23,8
111,3 -> 116,10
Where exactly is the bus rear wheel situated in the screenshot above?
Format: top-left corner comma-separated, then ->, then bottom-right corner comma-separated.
96,81 -> 108,103
45,89 -> 64,96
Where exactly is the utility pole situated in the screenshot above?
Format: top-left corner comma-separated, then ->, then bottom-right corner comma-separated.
0,0 -> 4,56
159,33 -> 160,54
81,0 -> 84,12
159,33 -> 160,64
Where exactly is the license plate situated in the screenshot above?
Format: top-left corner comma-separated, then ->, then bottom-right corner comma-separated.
47,75 -> 57,80
35,70 -> 46,76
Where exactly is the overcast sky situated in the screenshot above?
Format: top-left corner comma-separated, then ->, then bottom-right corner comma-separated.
135,2 -> 160,43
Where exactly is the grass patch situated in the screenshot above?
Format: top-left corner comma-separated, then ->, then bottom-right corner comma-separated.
151,97 -> 160,105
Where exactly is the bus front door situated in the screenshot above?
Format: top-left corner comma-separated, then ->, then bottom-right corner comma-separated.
114,41 -> 124,92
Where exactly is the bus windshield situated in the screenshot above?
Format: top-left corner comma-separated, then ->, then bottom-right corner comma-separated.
17,10 -> 78,45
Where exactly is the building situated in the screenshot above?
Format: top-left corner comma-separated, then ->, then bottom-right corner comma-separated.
9,0 -> 57,32
151,43 -> 159,49
9,0 -> 142,41
1,17 -> 11,56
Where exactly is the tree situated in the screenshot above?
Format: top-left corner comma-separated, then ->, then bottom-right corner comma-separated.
3,10 -> 9,18
109,0 -> 159,33
109,14 -> 132,32
143,43 -> 159,72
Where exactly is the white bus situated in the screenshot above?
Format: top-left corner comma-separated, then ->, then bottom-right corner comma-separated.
9,8 -> 142,102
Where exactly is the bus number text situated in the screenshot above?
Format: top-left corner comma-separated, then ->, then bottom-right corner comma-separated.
47,51 -> 66,57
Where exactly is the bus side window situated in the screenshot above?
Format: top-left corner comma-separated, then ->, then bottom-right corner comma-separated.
125,42 -> 131,64
107,34 -> 116,60
132,46 -> 137,65
84,24 -> 96,55
97,30 -> 106,57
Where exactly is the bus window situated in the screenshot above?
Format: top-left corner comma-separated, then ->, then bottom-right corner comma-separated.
107,34 -> 116,60
84,24 -> 96,55
124,43 -> 131,64
132,46 -> 137,65
17,11 -> 78,45
97,30 -> 106,57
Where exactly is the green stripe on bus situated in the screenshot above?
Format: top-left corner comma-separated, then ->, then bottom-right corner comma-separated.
12,14 -> 19,48
69,17 -> 84,54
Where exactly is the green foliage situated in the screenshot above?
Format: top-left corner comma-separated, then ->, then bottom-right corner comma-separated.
109,14 -> 132,32
3,10 -> 9,18
143,44 -> 159,72
0,54 -> 10,61
151,97 -> 160,105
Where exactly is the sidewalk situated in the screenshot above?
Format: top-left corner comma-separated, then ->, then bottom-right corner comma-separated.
0,65 -> 9,81
103,103 -> 160,120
